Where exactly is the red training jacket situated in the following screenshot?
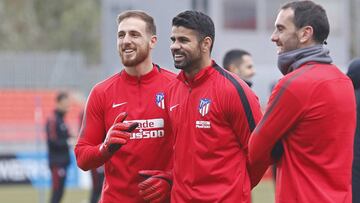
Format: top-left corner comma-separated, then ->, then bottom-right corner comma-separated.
165,61 -> 262,202
75,65 -> 175,203
249,62 -> 356,203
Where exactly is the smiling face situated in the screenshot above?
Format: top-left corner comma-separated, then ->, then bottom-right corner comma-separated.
271,8 -> 301,54
117,17 -> 156,67
170,26 -> 203,72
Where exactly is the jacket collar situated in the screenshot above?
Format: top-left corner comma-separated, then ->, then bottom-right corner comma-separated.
120,64 -> 160,84
177,60 -> 217,87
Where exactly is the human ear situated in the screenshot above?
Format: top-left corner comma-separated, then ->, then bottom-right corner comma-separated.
201,36 -> 212,53
299,26 -> 313,43
149,35 -> 157,49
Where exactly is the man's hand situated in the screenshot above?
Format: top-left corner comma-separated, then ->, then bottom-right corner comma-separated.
138,170 -> 172,203
99,112 -> 138,158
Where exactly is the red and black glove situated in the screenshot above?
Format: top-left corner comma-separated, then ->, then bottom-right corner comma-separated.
99,112 -> 138,158
138,170 -> 172,203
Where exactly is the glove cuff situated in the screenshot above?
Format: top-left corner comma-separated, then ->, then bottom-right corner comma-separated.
99,144 -> 113,160
153,176 -> 172,186
152,172 -> 173,186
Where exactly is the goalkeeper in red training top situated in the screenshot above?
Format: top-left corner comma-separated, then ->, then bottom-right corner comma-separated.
75,10 -> 176,203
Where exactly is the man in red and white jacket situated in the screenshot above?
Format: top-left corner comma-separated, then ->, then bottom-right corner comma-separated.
75,10 -> 175,203
248,1 -> 355,202
165,10 -> 263,202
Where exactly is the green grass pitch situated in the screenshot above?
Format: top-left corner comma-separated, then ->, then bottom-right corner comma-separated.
0,180 -> 274,203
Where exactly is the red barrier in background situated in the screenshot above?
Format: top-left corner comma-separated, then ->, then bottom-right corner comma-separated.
0,89 -> 83,142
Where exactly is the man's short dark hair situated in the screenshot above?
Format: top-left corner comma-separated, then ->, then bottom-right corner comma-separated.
117,10 -> 156,35
281,0 -> 329,44
223,49 -> 251,70
56,91 -> 68,103
172,10 -> 215,52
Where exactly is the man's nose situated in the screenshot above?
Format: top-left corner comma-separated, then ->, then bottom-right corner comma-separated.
170,41 -> 180,51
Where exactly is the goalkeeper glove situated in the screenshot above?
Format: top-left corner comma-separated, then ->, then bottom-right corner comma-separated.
138,170 -> 172,203
99,112 -> 138,158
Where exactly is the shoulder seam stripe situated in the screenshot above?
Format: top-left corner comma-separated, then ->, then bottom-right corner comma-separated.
213,63 -> 256,132
154,63 -> 161,72
255,64 -> 314,133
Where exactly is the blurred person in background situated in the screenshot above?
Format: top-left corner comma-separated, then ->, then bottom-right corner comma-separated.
89,166 -> 105,203
346,58 -> 360,203
223,49 -> 255,87
46,91 -> 72,203
223,49 -> 280,189
75,10 -> 175,203
223,49 -> 258,202
248,1 -> 356,202
79,110 -> 105,203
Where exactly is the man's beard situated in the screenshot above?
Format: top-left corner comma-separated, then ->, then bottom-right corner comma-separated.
174,57 -> 191,70
120,46 -> 149,67
173,50 -> 201,71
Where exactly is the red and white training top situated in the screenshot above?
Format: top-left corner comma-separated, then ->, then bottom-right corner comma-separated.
165,61 -> 262,203
249,62 -> 356,203
75,65 -> 176,203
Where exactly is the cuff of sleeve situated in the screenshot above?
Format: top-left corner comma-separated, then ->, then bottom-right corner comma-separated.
99,144 -> 113,160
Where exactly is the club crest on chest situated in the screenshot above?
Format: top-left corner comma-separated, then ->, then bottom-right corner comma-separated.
155,92 -> 165,109
199,98 -> 211,116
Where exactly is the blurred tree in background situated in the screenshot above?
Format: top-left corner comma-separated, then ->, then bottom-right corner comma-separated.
0,0 -> 101,64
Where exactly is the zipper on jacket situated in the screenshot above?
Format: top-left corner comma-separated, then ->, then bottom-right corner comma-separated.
185,81 -> 192,93
184,81 -> 192,120
137,79 -> 141,107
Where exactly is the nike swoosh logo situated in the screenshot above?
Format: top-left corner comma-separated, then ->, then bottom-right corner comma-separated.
112,102 -> 127,108
170,104 -> 179,111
